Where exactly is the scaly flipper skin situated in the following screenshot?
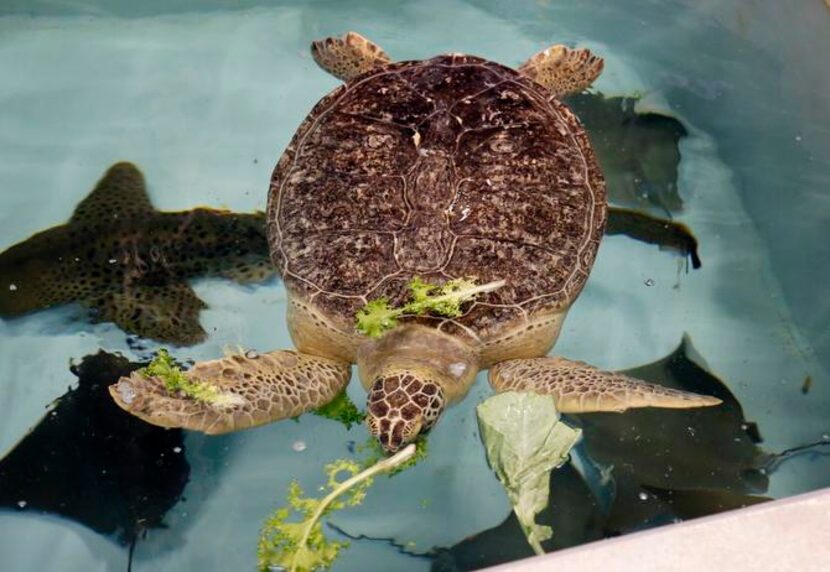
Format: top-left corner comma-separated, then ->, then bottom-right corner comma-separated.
489,357 -> 721,413
518,45 -> 604,98
310,31 -> 391,81
108,350 -> 351,434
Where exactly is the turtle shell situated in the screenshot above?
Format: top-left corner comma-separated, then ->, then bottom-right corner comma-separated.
267,54 -> 606,343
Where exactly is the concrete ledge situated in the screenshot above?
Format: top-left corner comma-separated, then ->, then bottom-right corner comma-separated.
486,488 -> 829,572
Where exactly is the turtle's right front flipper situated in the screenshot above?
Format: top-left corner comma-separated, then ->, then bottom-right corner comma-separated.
489,357 -> 721,413
109,351 -> 351,434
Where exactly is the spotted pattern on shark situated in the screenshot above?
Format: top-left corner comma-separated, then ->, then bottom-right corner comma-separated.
0,162 -> 275,345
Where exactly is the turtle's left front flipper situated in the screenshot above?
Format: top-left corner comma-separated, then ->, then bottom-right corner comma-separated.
109,351 -> 351,433
489,357 -> 720,413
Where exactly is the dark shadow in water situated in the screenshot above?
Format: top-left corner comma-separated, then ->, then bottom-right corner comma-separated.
607,207 -> 701,269
431,463 -> 606,571
0,162 -> 274,345
0,351 -> 189,550
575,335 -> 770,535
431,335 -> 772,571
566,93 -> 688,215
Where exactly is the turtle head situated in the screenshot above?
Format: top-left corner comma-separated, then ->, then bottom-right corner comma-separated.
357,325 -> 479,452
366,365 -> 447,452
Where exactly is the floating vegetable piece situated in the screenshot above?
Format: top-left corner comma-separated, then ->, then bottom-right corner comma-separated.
312,390 -> 366,429
355,277 -> 505,338
140,349 -> 235,405
355,297 -> 399,338
476,391 -> 581,554
257,444 -> 416,572
356,435 -> 429,475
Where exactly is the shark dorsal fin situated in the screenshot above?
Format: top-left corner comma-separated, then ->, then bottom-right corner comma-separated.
71,162 -> 154,224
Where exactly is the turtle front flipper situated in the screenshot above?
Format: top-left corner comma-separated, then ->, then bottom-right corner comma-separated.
109,350 -> 351,434
489,357 -> 721,413
311,32 -> 391,82
518,45 -> 603,98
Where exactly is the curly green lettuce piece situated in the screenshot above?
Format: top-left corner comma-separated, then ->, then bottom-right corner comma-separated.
355,297 -> 399,338
476,391 -> 581,555
355,277 -> 505,338
257,445 -> 416,572
140,349 -> 225,404
312,390 -> 366,429
357,435 -> 429,475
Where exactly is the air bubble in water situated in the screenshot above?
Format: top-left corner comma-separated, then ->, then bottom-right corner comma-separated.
292,440 -> 307,452
245,349 -> 259,359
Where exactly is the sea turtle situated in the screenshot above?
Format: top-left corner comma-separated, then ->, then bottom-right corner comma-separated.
109,32 -> 720,451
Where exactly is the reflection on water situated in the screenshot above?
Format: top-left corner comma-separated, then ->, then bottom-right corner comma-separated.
0,163 -> 274,345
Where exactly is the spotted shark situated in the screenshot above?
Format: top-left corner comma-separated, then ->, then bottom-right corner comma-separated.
0,162 -> 274,345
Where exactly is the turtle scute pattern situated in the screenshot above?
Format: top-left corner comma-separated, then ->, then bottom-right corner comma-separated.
490,357 -> 722,413
366,372 -> 445,451
112,351 -> 351,434
270,54 -> 606,343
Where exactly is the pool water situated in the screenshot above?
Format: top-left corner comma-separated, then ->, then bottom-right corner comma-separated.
1,1 -> 828,571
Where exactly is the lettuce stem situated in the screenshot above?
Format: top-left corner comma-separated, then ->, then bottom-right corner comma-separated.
290,444 -> 416,572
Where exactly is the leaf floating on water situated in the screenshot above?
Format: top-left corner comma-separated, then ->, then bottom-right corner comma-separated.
257,444 -> 416,572
476,391 -> 581,555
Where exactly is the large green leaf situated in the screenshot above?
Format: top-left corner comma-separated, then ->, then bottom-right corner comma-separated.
476,392 -> 582,554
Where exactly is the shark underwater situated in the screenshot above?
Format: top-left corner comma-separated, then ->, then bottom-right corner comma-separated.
0,162 -> 274,345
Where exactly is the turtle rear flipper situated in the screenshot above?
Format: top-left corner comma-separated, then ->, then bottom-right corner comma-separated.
311,32 -> 391,81
519,45 -> 604,98
109,350 -> 351,433
489,357 -> 721,413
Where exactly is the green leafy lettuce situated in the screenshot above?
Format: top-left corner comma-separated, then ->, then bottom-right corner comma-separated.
257,444 -> 417,572
312,390 -> 365,429
476,391 -> 581,555
356,435 -> 429,475
140,349 -> 224,404
355,277 -> 505,338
